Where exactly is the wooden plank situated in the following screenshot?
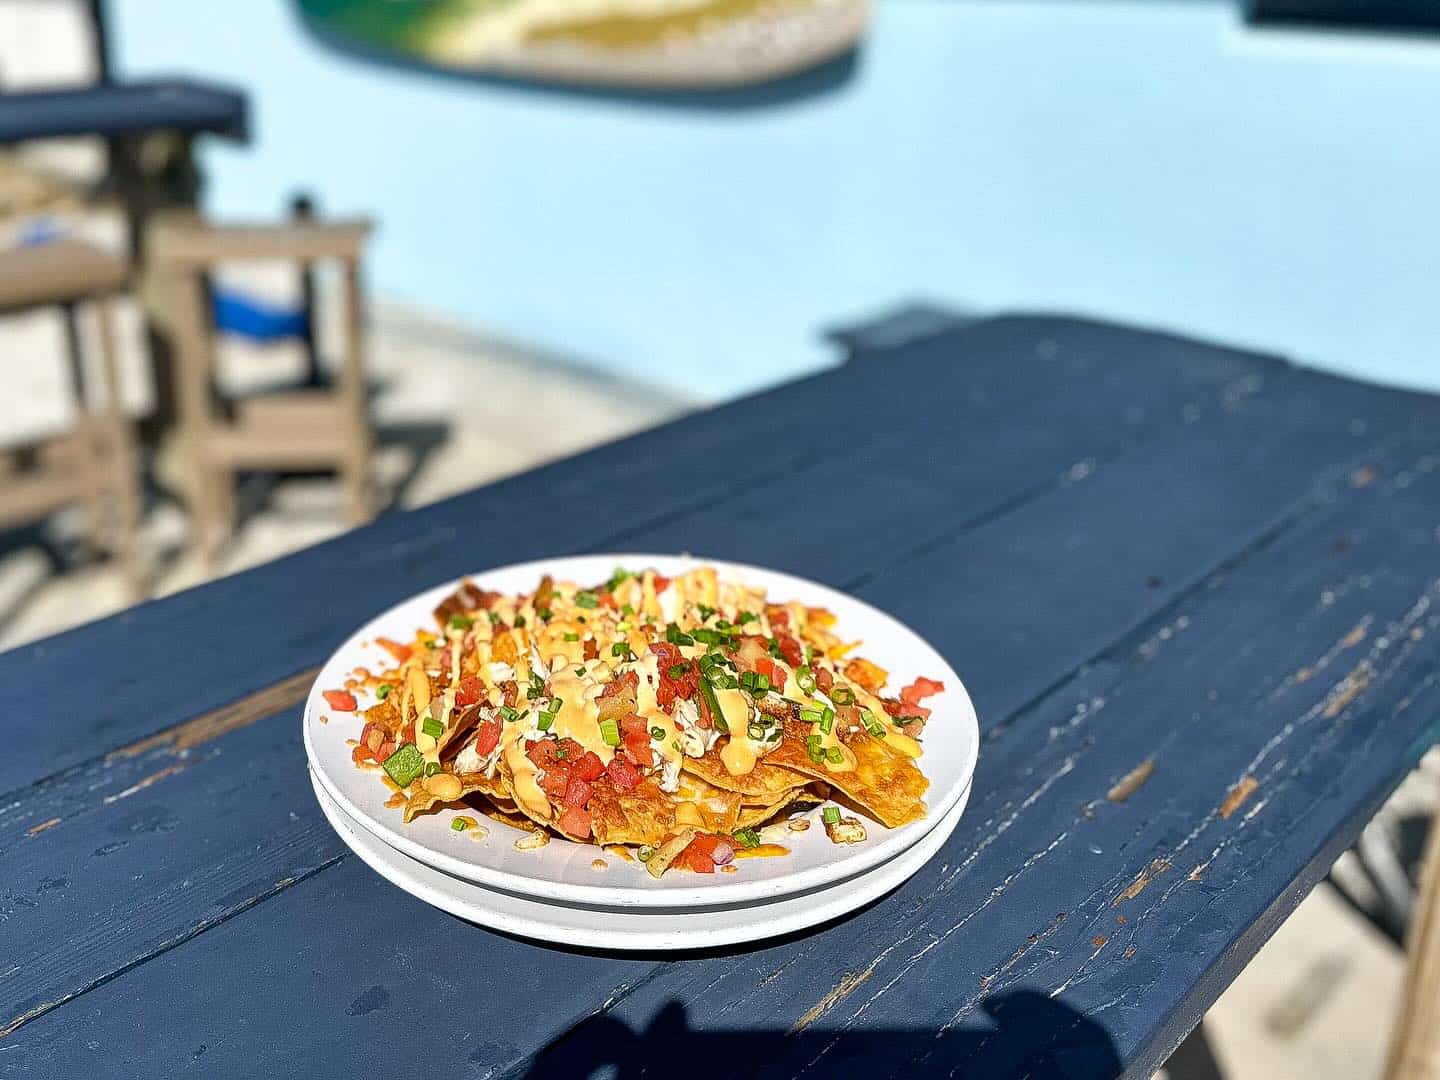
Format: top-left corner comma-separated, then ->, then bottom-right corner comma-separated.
5,371 -> 1437,1077
4,329 -> 1437,1069
0,316 -> 1295,795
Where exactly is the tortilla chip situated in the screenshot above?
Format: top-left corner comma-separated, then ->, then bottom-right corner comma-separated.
589,777 -> 678,846
471,795 -> 535,831
764,719 -> 928,828
736,790 -> 801,829
402,771 -> 507,823
680,749 -> 810,799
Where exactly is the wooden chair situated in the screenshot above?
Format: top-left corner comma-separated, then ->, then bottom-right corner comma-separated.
0,239 -> 144,597
146,218 -> 373,570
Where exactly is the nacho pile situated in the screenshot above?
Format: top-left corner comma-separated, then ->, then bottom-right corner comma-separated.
324,565 -> 945,876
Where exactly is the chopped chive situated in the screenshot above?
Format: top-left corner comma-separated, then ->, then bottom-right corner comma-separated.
375,683 -> 393,701
575,590 -> 599,609
819,708 -> 835,735
822,806 -> 841,824
611,642 -> 632,659
451,818 -> 469,832
860,708 -> 886,738
621,603 -> 635,617
599,717 -> 621,747
487,612 -> 502,625
692,628 -> 733,646
539,608 -> 554,622
421,716 -> 444,739
513,615 -> 527,628
499,705 -> 522,723
650,726 -> 666,740
715,619 -> 732,631
575,666 -> 587,677
563,632 -> 580,642
697,604 -> 716,620
707,672 -> 739,690
826,745 -> 844,764
805,734 -> 823,762
768,638 -> 784,660
606,567 -> 633,591
665,623 -> 694,646
755,673 -> 771,693
795,667 -> 817,694
448,614 -> 474,631
667,663 -> 689,680
732,827 -> 761,849
799,707 -> 825,725
830,686 -> 855,705
737,611 -> 757,625
425,761 -> 442,777
536,711 -> 555,732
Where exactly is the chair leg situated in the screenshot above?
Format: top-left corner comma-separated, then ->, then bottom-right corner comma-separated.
340,258 -> 372,527
1383,815 -> 1440,1080
93,296 -> 146,601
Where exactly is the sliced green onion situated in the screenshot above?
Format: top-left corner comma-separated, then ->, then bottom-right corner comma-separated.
421,716 -> 444,739
697,604 -> 716,620
448,614 -> 474,631
487,611 -> 502,625
747,722 -> 766,740
637,845 -> 656,863
665,623 -> 694,646
799,707 -> 825,725
575,590 -> 599,609
795,667 -> 817,694
830,686 -> 855,705
732,827 -> 761,849
621,603 -> 635,617
700,680 -> 728,733
527,673 -> 545,700
425,761 -> 442,777
382,743 -> 425,788
555,746 -> 570,760
768,639 -> 784,660
611,642 -> 633,659
754,673 -> 771,693
822,806 -> 841,824
819,708 -> 835,735
805,733 -> 823,760
737,611 -> 757,625
499,705 -> 521,723
451,818 -> 469,831
715,619 -> 732,631
574,666 -> 587,677
692,628 -> 733,646
564,632 -> 580,642
739,671 -> 756,693
826,746 -> 844,764
536,711 -> 555,732
667,663 -> 689,680
860,708 -> 886,738
538,608 -> 554,622
513,615 -> 526,628
606,567 -> 633,591
375,683 -> 393,701
599,717 -> 622,747
707,672 -> 739,691
650,726 -> 666,740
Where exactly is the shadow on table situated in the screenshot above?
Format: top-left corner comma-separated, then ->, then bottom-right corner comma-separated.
521,992 -> 1123,1079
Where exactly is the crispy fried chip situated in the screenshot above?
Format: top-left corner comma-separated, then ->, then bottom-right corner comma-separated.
402,770 -> 507,823
762,720 -> 928,828
589,777 -> 678,847
681,749 -> 810,799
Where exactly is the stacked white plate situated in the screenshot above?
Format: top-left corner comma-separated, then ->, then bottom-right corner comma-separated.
304,555 -> 980,950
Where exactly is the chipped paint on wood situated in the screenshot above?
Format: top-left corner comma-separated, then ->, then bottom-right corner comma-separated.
1219,776 -> 1260,819
101,764 -> 188,805
1114,858 -> 1171,905
107,667 -> 319,760
26,817 -> 61,837
789,959 -> 880,1032
1323,663 -> 1373,719
1107,759 -> 1155,803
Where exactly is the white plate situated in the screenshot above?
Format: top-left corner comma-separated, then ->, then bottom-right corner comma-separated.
312,769 -> 971,950
304,554 -> 979,909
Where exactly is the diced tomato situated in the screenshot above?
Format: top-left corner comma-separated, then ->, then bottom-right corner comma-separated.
754,657 -> 784,686
606,755 -> 641,792
651,642 -> 698,711
599,670 -> 638,701
688,834 -> 723,858
597,589 -> 619,610
619,714 -> 649,739
678,844 -> 715,873
767,606 -> 790,629
564,773 -> 593,808
539,767 -> 572,800
573,751 -> 606,781
623,738 -> 653,769
653,573 -> 671,594
774,631 -> 804,668
323,689 -> 357,712
472,716 -> 501,757
456,676 -> 487,707
351,745 -> 370,764
376,637 -> 412,663
900,676 -> 945,704
375,739 -> 396,761
583,637 -> 600,661
883,698 -> 931,722
558,805 -> 592,839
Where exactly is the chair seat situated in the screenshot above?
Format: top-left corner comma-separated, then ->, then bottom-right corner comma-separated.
0,240 -> 129,313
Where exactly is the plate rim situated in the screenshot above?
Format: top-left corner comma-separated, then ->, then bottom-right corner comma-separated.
312,769 -> 971,950
304,552 -> 980,908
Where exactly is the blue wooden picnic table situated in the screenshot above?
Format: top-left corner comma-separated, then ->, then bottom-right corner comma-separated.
2,315 -> 1438,1078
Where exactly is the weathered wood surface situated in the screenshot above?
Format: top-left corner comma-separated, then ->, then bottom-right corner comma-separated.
2,316 -> 1437,1078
